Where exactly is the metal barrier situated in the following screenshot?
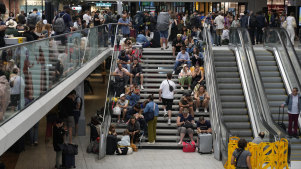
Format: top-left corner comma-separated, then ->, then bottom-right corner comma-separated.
224,137 -> 289,169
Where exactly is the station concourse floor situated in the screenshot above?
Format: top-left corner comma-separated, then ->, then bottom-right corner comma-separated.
10,69 -> 223,169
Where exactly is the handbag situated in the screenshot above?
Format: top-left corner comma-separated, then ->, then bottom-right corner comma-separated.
113,106 -> 121,115
183,141 -> 196,152
144,103 -> 155,122
183,121 -> 194,129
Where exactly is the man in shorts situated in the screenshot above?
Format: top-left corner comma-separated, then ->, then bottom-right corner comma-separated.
156,9 -> 170,50
159,73 -> 176,125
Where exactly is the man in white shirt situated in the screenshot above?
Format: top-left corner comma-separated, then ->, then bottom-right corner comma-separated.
281,87 -> 301,138
159,73 -> 176,125
214,12 -> 224,46
83,11 -> 91,28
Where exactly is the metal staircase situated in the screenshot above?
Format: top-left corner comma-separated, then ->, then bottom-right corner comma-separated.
112,49 -> 209,149
213,49 -> 253,141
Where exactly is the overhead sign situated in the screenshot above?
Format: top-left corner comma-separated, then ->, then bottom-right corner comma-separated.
72,7 -> 82,10
96,3 -> 112,7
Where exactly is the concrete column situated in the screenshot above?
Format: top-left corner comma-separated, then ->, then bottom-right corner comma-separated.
74,81 -> 86,136
117,0 -> 123,15
248,0 -> 267,12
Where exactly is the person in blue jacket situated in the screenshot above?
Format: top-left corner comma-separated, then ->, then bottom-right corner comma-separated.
144,94 -> 159,144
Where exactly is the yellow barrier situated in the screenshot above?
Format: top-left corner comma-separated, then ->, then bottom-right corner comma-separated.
224,137 -> 288,169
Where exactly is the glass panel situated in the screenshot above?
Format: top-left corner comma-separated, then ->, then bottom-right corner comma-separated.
0,25 -> 113,125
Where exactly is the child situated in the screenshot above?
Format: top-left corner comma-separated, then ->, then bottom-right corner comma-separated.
53,119 -> 65,169
118,129 -> 131,147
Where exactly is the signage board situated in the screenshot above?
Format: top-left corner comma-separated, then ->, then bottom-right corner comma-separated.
72,7 -> 82,11
96,3 -> 112,7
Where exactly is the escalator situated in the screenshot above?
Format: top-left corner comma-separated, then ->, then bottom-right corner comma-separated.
253,49 -> 288,126
296,49 -> 301,63
213,49 -> 253,141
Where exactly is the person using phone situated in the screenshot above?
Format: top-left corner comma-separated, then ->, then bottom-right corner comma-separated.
194,85 -> 210,113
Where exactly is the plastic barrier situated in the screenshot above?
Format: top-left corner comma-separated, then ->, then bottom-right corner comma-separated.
224,137 -> 289,169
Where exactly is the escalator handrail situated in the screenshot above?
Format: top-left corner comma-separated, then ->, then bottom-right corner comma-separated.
232,28 -> 280,141
99,25 -> 120,159
203,26 -> 231,162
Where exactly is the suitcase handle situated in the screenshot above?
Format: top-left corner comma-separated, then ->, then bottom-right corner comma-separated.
278,106 -> 285,123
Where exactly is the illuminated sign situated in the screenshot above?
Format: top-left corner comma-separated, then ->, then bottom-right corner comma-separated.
72,7 -> 82,10
96,3 -> 111,7
299,7 -> 301,26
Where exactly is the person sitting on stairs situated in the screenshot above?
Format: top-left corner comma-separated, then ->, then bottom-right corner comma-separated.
194,85 -> 210,113
179,92 -> 194,117
178,64 -> 192,91
173,47 -> 191,74
177,108 -> 195,145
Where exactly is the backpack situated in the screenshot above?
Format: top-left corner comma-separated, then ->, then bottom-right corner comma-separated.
26,13 -> 38,26
53,13 -> 67,33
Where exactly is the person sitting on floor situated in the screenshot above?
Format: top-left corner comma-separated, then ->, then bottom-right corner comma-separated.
177,108 -> 195,145
172,34 -> 185,57
194,85 -> 210,113
136,32 -> 151,48
118,129 -> 131,147
130,58 -> 144,89
178,64 -> 192,91
127,116 -> 141,144
179,92 -> 194,117
173,46 -> 191,74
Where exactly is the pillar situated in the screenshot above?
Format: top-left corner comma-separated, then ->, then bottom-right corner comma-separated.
74,81 -> 86,136
117,0 -> 122,15
248,0 -> 267,12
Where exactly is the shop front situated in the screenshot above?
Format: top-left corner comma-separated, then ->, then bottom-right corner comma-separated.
91,2 -> 116,12
194,2 -> 245,15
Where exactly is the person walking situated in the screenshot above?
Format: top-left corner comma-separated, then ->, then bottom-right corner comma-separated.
281,87 -> 301,138
144,94 -> 159,144
214,12 -> 224,46
157,9 -> 170,50
159,73 -> 176,125
285,12 -> 297,45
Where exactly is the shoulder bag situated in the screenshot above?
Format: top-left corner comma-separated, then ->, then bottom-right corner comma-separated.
167,80 -> 174,92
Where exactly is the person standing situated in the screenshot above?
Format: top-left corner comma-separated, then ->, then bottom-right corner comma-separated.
93,10 -> 101,27
281,87 -> 301,138
27,8 -> 41,26
252,132 -> 265,144
53,119 -> 65,169
83,11 -> 91,28
144,95 -> 159,144
256,11 -> 266,44
231,139 -> 252,169
157,9 -> 170,50
118,14 -> 131,37
214,12 -> 224,46
248,11 -> 257,45
285,12 -> 297,45
159,73 -> 176,125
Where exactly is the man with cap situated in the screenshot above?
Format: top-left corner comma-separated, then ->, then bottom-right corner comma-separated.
179,91 -> 194,117
172,34 -> 184,57
5,19 -> 19,37
173,46 -> 191,74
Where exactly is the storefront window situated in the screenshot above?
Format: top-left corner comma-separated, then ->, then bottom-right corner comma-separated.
20,0 -> 45,14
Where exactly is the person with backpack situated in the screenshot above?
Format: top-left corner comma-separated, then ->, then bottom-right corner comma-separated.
53,6 -> 74,35
157,9 -> 170,50
231,139 -> 252,169
73,91 -> 82,136
26,8 -> 41,26
144,94 -> 159,144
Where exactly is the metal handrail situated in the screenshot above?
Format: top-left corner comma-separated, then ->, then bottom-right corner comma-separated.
231,28 -> 279,141
203,26 -> 231,162
99,24 -> 120,159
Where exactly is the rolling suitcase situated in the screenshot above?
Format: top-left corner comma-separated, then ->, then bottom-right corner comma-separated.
62,153 -> 75,168
198,133 -> 212,154
278,106 -> 286,132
